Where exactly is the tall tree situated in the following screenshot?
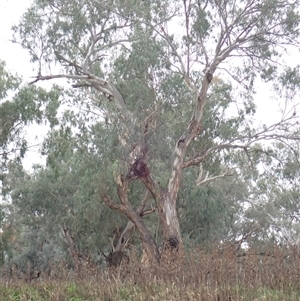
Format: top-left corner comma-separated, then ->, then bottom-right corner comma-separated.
0,60 -> 62,269
0,59 -> 61,175
14,0 -> 300,263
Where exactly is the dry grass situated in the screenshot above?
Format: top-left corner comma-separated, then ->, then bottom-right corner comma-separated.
1,244 -> 300,301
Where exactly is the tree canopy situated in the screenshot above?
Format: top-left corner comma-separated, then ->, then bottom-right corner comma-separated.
1,0 -> 300,270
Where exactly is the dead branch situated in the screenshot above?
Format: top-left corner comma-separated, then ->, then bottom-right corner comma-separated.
196,164 -> 230,186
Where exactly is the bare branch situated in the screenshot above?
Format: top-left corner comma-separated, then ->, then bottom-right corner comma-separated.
82,29 -> 97,73
196,167 -> 230,186
101,193 -> 124,212
183,0 -> 191,76
183,115 -> 300,169
29,73 -> 130,118
156,26 -> 199,95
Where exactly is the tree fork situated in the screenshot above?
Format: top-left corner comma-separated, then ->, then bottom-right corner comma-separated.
101,177 -> 160,264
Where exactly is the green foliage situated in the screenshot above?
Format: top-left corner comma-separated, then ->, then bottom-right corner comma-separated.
3,0 -> 300,270
0,61 -> 20,98
0,60 -> 62,171
0,204 -> 13,267
0,61 -> 63,268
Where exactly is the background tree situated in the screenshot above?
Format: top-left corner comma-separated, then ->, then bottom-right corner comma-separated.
236,141 -> 300,248
0,60 -> 61,270
11,0 -> 300,263
0,60 -> 61,172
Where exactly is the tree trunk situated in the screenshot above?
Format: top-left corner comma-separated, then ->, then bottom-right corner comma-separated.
158,192 -> 182,249
101,69 -> 216,263
61,226 -> 82,273
114,190 -> 152,253
141,71 -> 215,257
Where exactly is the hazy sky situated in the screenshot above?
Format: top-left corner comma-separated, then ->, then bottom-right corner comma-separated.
0,0 -> 32,78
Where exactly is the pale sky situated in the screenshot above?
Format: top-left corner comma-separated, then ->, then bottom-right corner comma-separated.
0,0 -> 33,79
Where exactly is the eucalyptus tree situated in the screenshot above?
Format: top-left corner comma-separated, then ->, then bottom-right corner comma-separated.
0,59 -> 61,177
5,152 -> 106,273
0,61 -> 27,170
234,141 -> 300,248
14,0 -> 300,263
0,60 -> 62,270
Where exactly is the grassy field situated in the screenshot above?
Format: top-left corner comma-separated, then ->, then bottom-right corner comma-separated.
1,245 -> 300,301
1,280 -> 300,301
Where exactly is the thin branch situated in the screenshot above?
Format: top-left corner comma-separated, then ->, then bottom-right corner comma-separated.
83,29 -> 97,73
156,26 -> 199,95
0,143 -> 42,157
182,118 -> 300,169
196,169 -> 230,186
183,0 -> 191,76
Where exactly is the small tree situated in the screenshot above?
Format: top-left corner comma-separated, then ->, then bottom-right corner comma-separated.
14,0 -> 300,263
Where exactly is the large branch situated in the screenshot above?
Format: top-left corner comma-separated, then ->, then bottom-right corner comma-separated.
101,182 -> 160,263
158,0 -> 300,210
114,190 -> 153,252
140,174 -> 163,203
29,73 -> 130,118
182,143 -> 247,169
182,130 -> 300,169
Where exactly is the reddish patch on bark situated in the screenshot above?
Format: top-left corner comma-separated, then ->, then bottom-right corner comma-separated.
128,158 -> 149,179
